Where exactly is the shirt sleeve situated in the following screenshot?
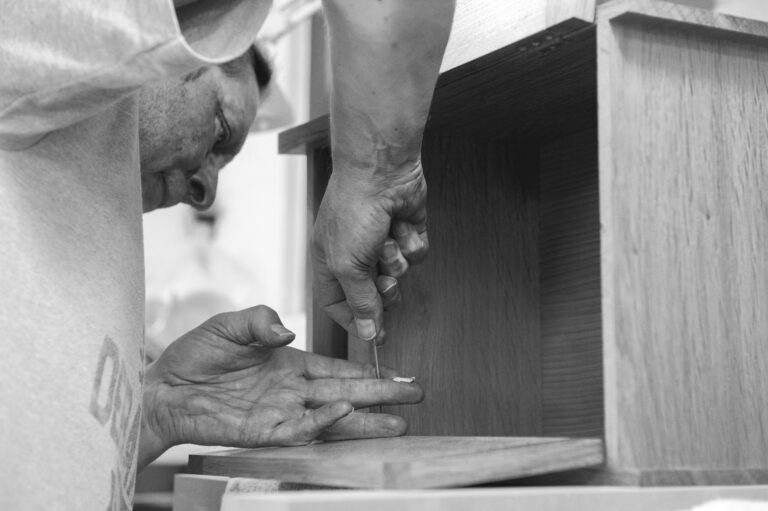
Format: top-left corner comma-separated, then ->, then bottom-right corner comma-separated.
0,0 -> 271,151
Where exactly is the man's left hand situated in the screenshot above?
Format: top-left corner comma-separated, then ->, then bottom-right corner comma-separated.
139,305 -> 423,466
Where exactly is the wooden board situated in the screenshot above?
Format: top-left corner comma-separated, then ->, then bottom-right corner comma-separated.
539,129 -> 603,438
189,436 -> 603,489
441,0 -> 596,72
214,485 -> 768,511
349,134 -> 543,437
304,145 -> 347,359
598,0 -> 768,477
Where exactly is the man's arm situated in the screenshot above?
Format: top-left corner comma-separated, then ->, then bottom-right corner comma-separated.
323,0 -> 454,173
313,0 -> 455,341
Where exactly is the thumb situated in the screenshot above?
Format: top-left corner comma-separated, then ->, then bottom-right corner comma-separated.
214,305 -> 296,349
337,272 -> 383,342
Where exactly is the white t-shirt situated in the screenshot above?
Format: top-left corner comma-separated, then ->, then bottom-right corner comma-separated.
0,1 -> 270,509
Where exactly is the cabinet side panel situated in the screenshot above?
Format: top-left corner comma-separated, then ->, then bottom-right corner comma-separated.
540,129 -> 603,438
599,15 -> 768,470
358,134 -> 542,436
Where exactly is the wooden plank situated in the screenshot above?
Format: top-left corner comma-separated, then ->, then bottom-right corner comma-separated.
218,485 -> 768,511
173,475 -> 230,511
189,436 -> 603,489
279,19 -> 598,155
442,0 -> 596,72
305,145 -> 347,359
598,0 -> 768,475
539,129 -> 603,438
346,134 -> 543,437
505,466 -> 768,486
599,0 -> 768,42
278,116 -> 328,155
428,19 -> 596,142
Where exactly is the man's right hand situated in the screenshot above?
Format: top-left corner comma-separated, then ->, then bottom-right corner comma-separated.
312,160 -> 429,342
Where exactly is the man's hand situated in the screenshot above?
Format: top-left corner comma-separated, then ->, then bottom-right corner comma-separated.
315,0 -> 454,341
138,305 -> 424,469
312,161 -> 428,342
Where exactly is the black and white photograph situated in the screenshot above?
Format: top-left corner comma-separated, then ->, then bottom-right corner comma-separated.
1,1 -> 767,510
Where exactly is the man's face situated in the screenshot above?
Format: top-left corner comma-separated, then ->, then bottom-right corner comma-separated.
138,60 -> 260,212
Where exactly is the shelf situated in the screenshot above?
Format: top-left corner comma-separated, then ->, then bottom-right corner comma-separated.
188,436 -> 603,489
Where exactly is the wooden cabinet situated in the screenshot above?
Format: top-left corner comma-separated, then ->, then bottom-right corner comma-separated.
188,0 -> 768,489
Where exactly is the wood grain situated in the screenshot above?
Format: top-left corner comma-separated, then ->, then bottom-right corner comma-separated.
503,466 -> 768,486
305,145 -> 346,359
429,19 -> 596,142
349,134 -> 543,437
215,485 -> 768,511
598,0 -> 768,473
600,0 -> 768,42
189,436 -> 603,489
539,130 -> 603,438
548,0 -> 598,27
442,0 -> 596,72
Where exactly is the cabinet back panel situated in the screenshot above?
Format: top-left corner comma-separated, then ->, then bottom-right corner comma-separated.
540,129 -> 604,438
350,133 -> 543,436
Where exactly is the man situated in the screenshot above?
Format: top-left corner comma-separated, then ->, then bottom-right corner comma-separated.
0,0 -> 454,509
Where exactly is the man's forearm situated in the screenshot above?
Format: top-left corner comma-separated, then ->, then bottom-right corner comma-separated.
322,0 -> 455,177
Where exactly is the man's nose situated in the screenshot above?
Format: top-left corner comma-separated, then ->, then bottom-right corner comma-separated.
187,163 -> 219,211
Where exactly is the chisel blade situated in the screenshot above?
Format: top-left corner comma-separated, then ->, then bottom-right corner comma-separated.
371,339 -> 381,379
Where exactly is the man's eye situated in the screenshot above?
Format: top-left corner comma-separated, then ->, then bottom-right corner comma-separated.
215,111 -> 231,146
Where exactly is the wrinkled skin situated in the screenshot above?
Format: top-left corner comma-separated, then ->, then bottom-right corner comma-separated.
138,60 -> 257,213
142,306 -> 424,453
136,54 -> 424,463
313,160 -> 429,343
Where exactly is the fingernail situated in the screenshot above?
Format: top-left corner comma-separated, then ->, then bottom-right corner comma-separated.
271,324 -> 295,339
356,318 -> 376,341
393,376 -> 415,383
381,280 -> 397,294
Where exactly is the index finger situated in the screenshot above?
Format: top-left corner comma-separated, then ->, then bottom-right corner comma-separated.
301,351 -> 400,380
304,378 -> 424,409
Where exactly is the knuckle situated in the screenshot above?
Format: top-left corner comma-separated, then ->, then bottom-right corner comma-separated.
253,304 -> 270,315
361,362 -> 377,378
346,294 -> 377,312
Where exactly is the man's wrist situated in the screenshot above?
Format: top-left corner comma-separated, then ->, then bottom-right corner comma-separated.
137,415 -> 171,471
330,155 -> 423,191
137,366 -> 174,471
